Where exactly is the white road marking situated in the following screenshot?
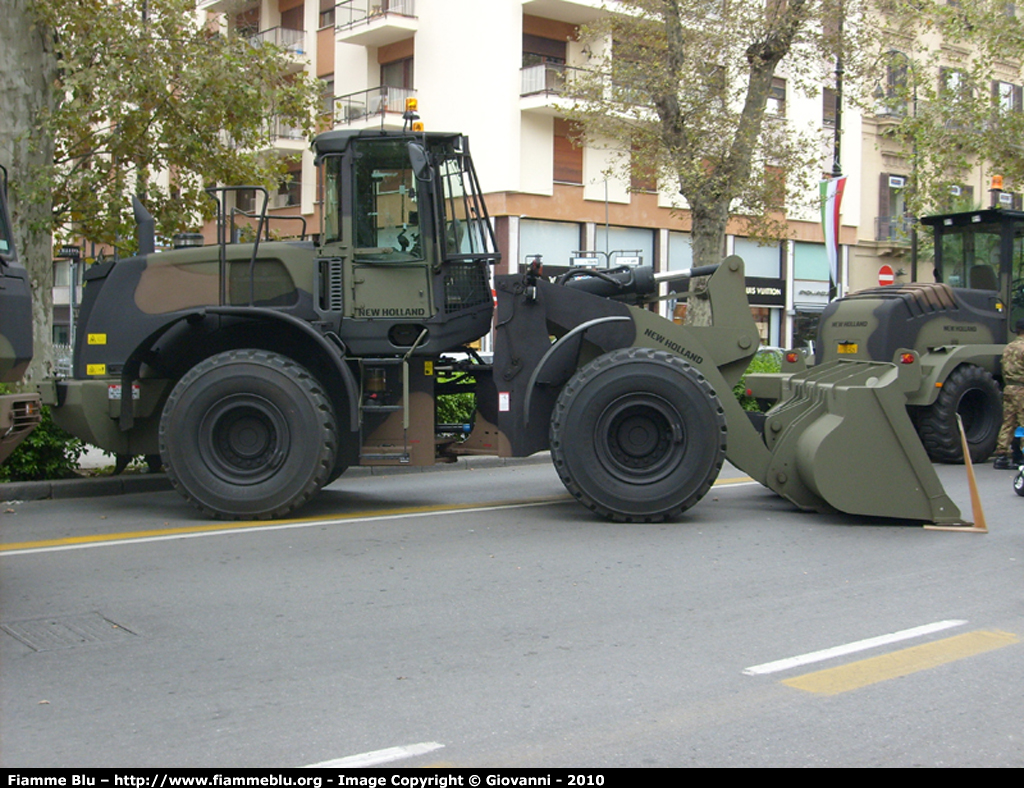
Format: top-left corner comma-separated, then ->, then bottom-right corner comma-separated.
305,741 -> 445,768
742,619 -> 969,675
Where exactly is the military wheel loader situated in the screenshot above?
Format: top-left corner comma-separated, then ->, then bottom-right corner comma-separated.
748,207 -> 1024,464
41,129 -> 966,525
0,165 -> 42,464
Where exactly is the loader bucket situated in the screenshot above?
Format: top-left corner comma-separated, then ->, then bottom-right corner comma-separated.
761,355 -> 966,525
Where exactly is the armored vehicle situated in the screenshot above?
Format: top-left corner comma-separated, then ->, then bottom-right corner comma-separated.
0,165 -> 42,464
750,207 -> 1024,463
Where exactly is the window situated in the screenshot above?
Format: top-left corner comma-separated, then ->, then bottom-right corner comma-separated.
877,54 -> 910,117
523,33 -> 566,68
945,184 -> 975,212
381,57 -> 414,90
53,259 -> 70,287
281,6 -> 303,31
319,0 -> 336,28
940,67 -> 972,102
277,166 -> 301,209
351,139 -> 422,262
767,78 -> 786,116
553,119 -> 583,185
321,78 -> 335,124
823,87 -> 837,127
878,172 -> 909,242
994,80 -> 1022,114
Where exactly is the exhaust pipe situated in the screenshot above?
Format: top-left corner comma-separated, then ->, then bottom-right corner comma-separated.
133,195 -> 155,256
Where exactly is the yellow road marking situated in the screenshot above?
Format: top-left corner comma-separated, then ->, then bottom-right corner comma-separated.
0,474 -> 757,554
0,496 -> 569,553
782,630 -> 1019,695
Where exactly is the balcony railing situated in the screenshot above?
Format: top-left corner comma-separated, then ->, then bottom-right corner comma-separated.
264,117 -> 305,141
521,63 -> 590,98
249,26 -> 306,55
876,214 -> 914,243
334,86 -> 416,124
335,0 -> 416,30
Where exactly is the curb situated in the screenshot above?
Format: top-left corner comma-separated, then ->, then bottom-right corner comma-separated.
1,453 -> 553,503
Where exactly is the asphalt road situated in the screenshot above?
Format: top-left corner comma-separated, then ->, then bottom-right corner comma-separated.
1,459 -> 1022,768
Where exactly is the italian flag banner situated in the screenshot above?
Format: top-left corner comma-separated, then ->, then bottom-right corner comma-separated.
820,176 -> 847,290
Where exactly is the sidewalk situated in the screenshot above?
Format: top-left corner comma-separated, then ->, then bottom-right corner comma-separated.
1,448 -> 553,503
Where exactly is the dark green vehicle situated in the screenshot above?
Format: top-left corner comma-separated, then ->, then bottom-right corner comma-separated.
41,129 -> 967,526
0,165 -> 42,464
749,208 -> 1024,464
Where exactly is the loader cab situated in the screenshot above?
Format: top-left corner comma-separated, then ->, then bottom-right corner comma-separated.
312,130 -> 498,356
923,208 -> 1024,341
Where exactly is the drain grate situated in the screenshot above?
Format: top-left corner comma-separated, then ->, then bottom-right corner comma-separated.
1,612 -> 137,652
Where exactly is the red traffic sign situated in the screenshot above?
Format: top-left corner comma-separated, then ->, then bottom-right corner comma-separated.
878,264 -> 895,286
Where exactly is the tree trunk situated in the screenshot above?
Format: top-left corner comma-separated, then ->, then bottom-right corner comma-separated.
683,195 -> 731,325
0,0 -> 56,390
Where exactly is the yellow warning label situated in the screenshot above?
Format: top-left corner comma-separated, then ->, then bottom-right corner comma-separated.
86,364 -> 107,376
87,334 -> 107,345
424,361 -> 434,376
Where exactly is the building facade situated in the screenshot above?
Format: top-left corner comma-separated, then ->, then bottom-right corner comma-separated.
155,0 -> 1012,352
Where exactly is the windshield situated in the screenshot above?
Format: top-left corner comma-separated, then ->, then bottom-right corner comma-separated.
352,139 -> 423,262
940,222 -> 1001,290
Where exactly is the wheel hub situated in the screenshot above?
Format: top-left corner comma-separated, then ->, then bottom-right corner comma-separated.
200,395 -> 288,483
598,395 -> 683,482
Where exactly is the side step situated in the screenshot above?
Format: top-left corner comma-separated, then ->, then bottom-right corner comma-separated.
358,357 -> 411,465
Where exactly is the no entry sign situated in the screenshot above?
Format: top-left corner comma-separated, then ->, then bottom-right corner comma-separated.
878,264 -> 895,286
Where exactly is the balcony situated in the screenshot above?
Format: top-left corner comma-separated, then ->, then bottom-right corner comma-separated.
333,86 -> 417,128
874,215 -> 915,256
520,0 -> 608,25
335,0 -> 418,47
520,63 -> 592,115
264,117 -> 307,150
197,0 -> 252,12
250,26 -> 306,54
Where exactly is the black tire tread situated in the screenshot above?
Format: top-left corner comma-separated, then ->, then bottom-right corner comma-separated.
160,349 -> 337,520
914,364 -> 1001,464
550,347 -> 727,523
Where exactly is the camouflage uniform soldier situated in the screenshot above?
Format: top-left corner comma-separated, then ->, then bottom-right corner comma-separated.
993,317 -> 1024,469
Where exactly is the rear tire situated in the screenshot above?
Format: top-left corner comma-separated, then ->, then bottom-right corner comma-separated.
550,348 -> 726,522
914,364 -> 1001,464
160,349 -> 337,519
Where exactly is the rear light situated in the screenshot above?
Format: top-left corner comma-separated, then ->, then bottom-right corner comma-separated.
785,352 -> 800,364
899,353 -> 916,364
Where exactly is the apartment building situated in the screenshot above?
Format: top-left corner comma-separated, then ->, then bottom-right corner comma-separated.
186,0 -> 1019,350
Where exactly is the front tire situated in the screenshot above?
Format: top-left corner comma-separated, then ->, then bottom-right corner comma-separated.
550,348 -> 727,522
914,364 -> 1001,464
160,349 -> 337,519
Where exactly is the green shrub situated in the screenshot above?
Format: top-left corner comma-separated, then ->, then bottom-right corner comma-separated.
732,350 -> 782,412
0,384 -> 85,482
436,374 -> 476,427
